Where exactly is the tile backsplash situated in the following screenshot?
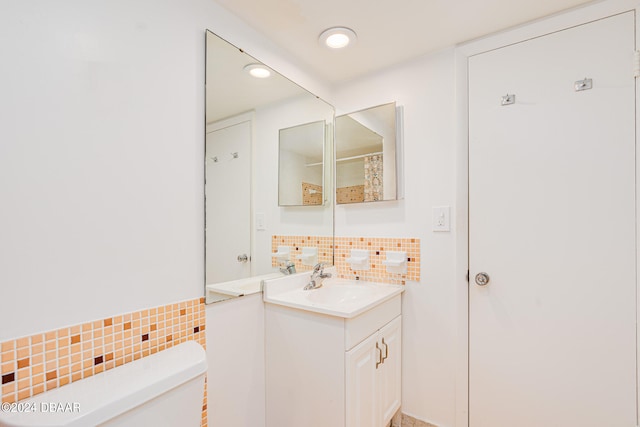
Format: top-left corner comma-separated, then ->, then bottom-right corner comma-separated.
336,185 -> 365,204
271,235 -> 333,271
1,298 -> 208,426
334,236 -> 420,284
272,235 -> 420,284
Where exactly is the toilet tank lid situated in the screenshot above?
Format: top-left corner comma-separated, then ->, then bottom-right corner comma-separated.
0,341 -> 207,427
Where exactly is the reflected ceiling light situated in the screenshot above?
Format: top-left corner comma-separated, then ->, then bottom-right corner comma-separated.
243,63 -> 271,78
319,27 -> 357,49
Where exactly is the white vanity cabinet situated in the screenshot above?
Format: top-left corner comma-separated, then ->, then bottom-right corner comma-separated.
265,291 -> 402,427
346,315 -> 401,427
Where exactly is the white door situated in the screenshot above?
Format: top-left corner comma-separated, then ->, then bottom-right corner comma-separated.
469,12 -> 636,427
205,120 -> 251,284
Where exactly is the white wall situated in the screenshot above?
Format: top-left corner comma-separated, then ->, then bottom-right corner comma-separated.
331,50 -> 458,426
0,0 -> 329,340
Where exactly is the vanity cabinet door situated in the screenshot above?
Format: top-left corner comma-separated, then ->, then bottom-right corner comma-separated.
346,332 -> 379,427
378,316 -> 402,427
346,315 -> 402,427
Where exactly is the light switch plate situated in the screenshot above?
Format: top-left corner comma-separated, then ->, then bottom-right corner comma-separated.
432,206 -> 450,232
256,212 -> 266,231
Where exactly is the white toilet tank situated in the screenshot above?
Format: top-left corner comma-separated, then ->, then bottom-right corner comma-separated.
0,341 -> 207,427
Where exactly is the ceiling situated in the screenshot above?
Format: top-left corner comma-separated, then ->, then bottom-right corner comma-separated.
213,0 -> 596,84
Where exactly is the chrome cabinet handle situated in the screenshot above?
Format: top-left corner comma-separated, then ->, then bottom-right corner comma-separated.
475,272 -> 490,286
237,254 -> 249,263
376,342 -> 382,369
381,338 -> 389,362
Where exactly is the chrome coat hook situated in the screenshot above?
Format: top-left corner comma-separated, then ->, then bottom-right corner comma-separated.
574,77 -> 592,92
501,94 -> 515,106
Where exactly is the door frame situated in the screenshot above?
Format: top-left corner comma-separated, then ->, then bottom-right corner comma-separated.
454,1 -> 640,425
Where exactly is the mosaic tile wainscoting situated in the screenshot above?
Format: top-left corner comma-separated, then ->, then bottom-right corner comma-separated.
334,237 -> 421,284
1,298 -> 208,427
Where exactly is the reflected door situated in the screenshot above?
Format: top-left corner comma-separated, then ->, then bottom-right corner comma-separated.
469,12 -> 636,426
206,119 -> 251,284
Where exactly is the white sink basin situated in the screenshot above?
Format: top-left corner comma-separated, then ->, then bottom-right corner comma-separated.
305,283 -> 373,304
263,272 -> 404,318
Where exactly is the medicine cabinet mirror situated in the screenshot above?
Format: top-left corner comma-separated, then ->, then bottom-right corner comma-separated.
205,30 -> 334,304
335,102 -> 403,204
278,120 -> 327,206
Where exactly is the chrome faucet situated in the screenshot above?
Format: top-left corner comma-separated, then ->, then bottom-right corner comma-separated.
304,263 -> 332,290
279,261 -> 296,275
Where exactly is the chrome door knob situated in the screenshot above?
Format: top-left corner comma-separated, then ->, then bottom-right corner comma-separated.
237,254 -> 249,263
475,272 -> 490,286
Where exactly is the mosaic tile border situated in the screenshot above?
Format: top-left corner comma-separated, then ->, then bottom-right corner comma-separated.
334,236 -> 420,284
0,298 -> 208,427
271,235 -> 333,271
272,235 -> 420,284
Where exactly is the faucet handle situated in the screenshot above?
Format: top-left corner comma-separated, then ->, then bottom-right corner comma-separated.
312,262 -> 325,273
279,260 -> 296,275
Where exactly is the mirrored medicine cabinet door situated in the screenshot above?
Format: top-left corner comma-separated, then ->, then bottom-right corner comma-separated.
205,30 -> 334,304
335,102 -> 403,204
278,120 -> 327,207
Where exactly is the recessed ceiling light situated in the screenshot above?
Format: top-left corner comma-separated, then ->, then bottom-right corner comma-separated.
243,63 -> 271,78
319,27 -> 357,49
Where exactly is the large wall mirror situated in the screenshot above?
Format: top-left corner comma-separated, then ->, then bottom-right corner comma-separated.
335,102 -> 403,204
205,31 -> 334,304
